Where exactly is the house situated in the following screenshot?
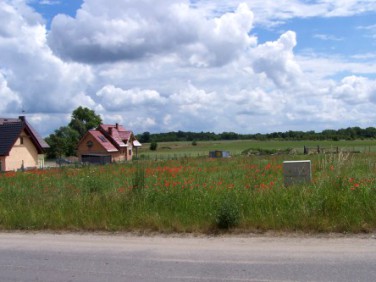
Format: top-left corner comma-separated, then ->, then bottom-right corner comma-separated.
0,116 -> 49,172
77,123 -> 142,164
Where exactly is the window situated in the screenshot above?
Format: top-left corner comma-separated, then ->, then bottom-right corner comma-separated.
86,140 -> 93,148
98,136 -> 107,142
20,137 -> 24,145
128,149 -> 132,156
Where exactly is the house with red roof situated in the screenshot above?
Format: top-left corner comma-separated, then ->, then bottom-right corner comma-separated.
0,116 -> 49,171
77,123 -> 141,164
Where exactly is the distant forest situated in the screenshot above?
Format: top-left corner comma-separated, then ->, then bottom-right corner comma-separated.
136,126 -> 376,143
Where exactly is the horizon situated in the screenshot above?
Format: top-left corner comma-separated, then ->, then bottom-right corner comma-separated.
1,1 -> 376,137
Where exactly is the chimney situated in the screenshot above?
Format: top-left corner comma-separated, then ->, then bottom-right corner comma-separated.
109,127 -> 113,135
19,116 -> 25,122
115,123 -> 119,129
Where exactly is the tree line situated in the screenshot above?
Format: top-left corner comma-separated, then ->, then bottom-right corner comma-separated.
44,107 -> 376,158
137,127 -> 376,143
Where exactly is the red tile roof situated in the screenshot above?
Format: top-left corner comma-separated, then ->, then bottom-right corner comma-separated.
98,124 -> 128,148
88,130 -> 118,152
99,124 -> 126,132
79,123 -> 141,153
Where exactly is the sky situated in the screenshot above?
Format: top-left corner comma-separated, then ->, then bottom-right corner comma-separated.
1,0 -> 376,136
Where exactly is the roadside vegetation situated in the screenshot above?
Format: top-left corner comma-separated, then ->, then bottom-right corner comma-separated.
1,143 -> 376,233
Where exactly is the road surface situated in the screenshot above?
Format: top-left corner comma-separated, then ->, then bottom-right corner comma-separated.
0,232 -> 375,281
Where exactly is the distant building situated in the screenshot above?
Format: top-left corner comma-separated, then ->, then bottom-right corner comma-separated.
77,123 -> 141,164
0,116 -> 49,171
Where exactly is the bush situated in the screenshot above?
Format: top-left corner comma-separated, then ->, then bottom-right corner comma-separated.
215,198 -> 240,229
150,141 -> 158,151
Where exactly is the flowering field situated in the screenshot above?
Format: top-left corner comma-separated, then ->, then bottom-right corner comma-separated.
1,152 -> 376,233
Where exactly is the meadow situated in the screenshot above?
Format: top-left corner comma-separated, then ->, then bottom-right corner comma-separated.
1,139 -> 376,233
140,139 -> 376,159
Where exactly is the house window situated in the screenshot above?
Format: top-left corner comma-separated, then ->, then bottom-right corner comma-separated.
86,140 -> 93,148
20,137 -> 24,145
98,136 -> 108,142
0,160 -> 2,172
128,149 -> 132,156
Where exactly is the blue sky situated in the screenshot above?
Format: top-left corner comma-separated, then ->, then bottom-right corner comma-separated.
1,0 -> 376,136
29,0 -> 83,26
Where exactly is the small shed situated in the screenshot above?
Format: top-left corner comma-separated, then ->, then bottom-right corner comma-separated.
209,150 -> 231,158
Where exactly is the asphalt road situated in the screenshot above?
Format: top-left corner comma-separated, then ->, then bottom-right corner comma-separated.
0,232 -> 376,282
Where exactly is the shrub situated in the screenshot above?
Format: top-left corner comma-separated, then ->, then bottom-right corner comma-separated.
215,198 -> 240,229
150,141 -> 158,151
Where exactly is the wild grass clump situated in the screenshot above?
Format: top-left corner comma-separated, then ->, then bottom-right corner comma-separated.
1,153 -> 376,233
215,196 -> 240,229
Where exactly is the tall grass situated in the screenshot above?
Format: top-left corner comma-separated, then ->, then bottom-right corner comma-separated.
1,153 -> 376,233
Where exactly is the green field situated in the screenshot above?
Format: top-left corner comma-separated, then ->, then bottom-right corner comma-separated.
1,140 -> 376,234
139,139 -> 376,159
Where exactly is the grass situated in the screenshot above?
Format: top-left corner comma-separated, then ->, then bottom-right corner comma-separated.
139,139 -> 376,160
1,145 -> 376,233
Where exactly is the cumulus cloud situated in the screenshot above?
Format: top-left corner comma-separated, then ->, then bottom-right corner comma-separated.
0,73 -> 22,113
96,85 -> 167,110
2,0 -> 376,136
0,0 -> 94,115
333,76 -> 376,104
48,1 -> 256,66
170,83 -> 217,114
252,31 -> 304,88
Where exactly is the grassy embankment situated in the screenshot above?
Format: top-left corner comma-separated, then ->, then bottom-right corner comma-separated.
1,140 -> 376,233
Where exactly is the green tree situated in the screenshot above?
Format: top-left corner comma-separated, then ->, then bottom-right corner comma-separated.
139,131 -> 151,143
45,126 -> 80,158
46,107 -> 102,158
68,106 -> 102,138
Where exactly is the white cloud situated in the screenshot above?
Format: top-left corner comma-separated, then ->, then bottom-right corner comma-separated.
195,0 -> 376,26
0,72 -> 21,113
252,31 -> 304,88
48,1 -> 256,66
2,0 -> 376,136
0,1 -> 94,114
170,83 -> 217,114
333,76 -> 376,104
313,34 -> 343,41
96,85 -> 167,111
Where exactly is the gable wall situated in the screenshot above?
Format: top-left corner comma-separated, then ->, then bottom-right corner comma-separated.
77,134 -> 109,157
5,130 -> 39,171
